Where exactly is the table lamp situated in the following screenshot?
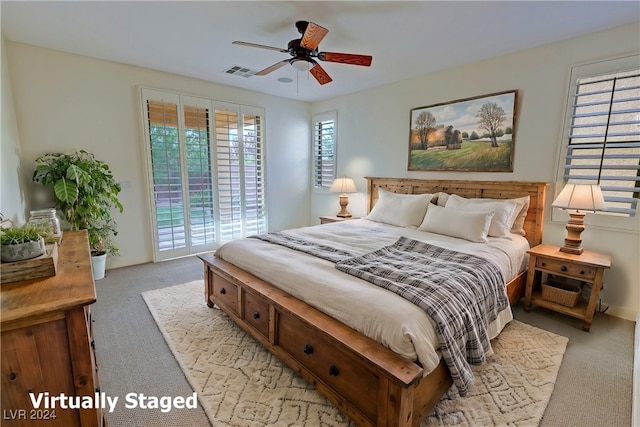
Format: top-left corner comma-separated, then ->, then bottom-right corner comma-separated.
552,183 -> 606,255
329,177 -> 357,218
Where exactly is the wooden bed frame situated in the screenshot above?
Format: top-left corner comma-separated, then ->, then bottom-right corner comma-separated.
198,178 -> 548,427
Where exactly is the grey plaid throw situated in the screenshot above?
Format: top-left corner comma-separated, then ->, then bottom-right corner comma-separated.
335,236 -> 507,396
251,232 -> 507,395
251,231 -> 355,262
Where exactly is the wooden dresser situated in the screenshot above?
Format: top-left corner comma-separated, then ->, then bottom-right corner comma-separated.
1,230 -> 104,426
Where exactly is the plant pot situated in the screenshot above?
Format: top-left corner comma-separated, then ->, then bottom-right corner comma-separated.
1,237 -> 46,262
91,253 -> 107,280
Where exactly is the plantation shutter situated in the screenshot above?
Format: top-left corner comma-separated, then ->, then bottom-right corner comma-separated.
141,88 -> 266,261
214,102 -> 266,243
183,101 -> 216,248
313,111 -> 337,189
563,68 -> 640,217
146,97 -> 187,254
240,111 -> 266,236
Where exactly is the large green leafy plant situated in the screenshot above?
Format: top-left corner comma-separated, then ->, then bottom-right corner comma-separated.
33,150 -> 124,255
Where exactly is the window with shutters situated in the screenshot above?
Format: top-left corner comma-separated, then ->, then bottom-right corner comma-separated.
141,88 -> 266,261
559,55 -> 639,220
312,111 -> 337,189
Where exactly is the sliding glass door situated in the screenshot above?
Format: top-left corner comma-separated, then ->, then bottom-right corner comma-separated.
141,88 -> 266,261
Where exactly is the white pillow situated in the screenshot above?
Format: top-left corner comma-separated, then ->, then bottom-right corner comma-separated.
467,195 -> 530,236
366,188 -> 433,228
419,204 -> 493,243
445,194 -> 517,238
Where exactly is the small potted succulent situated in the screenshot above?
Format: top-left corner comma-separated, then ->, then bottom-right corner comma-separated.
0,224 -> 47,262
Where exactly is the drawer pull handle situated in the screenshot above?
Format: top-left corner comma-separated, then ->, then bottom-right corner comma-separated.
9,371 -> 17,382
580,270 -> 585,275
561,266 -> 567,272
303,345 -> 314,355
220,288 -> 226,295
541,262 -> 546,267
328,365 -> 339,376
253,312 -> 260,320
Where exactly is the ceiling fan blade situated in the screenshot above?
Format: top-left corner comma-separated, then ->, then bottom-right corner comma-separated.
317,52 -> 372,66
232,41 -> 288,53
309,61 -> 333,85
256,60 -> 289,75
300,22 -> 328,51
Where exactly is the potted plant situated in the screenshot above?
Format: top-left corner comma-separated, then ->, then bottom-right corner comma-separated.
32,150 -> 124,279
1,224 -> 47,262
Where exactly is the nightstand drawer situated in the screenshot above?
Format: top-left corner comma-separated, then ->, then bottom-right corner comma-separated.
535,257 -> 596,280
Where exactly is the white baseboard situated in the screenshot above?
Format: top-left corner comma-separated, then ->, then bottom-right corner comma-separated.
607,305 -> 638,322
634,313 -> 639,427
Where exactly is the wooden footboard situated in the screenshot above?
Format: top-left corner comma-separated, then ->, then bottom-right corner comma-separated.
198,253 -> 453,427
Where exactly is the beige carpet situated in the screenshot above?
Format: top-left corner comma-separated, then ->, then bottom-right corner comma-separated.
142,281 -> 569,427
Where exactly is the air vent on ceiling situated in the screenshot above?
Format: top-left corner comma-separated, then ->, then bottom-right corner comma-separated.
224,65 -> 257,78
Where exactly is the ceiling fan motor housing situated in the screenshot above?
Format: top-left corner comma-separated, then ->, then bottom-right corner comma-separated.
287,39 -> 316,59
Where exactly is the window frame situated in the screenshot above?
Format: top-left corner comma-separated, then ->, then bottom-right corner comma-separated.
553,54 -> 640,232
139,87 -> 268,261
312,110 -> 338,192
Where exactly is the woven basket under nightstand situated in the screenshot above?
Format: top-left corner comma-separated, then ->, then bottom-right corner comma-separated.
541,279 -> 581,308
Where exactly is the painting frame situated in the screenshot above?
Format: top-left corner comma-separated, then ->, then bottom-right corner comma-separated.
408,90 -> 518,172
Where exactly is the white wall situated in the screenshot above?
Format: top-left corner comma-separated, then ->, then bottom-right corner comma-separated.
0,36 -> 29,224
5,42 -> 311,269
311,23 -> 640,321
4,24 -> 638,320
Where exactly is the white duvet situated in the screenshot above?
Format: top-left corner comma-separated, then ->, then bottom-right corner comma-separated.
215,219 -> 530,375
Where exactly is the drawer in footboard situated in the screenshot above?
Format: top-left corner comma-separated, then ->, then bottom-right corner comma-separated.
277,310 -> 379,423
212,274 -> 239,315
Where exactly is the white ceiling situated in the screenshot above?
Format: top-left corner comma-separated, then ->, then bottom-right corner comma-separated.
2,1 -> 639,103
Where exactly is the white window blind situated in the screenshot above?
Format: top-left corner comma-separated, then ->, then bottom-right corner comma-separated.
562,63 -> 640,217
141,88 -> 266,261
214,102 -> 267,242
313,111 -> 337,189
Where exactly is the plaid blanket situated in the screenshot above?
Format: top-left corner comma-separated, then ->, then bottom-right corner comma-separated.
335,236 -> 507,396
251,232 -> 507,395
251,231 -> 356,262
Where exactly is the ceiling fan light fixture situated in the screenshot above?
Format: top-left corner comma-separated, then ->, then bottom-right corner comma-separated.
290,58 -> 310,72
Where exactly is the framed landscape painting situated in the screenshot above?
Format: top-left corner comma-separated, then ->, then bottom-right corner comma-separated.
408,90 -> 517,171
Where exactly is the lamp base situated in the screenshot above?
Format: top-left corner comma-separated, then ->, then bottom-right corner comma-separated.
336,194 -> 352,218
559,211 -> 585,255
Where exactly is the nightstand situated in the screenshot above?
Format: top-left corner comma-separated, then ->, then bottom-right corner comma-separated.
319,216 -> 358,224
524,244 -> 611,332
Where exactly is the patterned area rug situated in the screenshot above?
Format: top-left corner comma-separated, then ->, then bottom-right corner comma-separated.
142,281 -> 568,427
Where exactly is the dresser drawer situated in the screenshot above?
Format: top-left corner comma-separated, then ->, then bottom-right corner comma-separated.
212,275 -> 239,315
243,291 -> 269,338
535,256 -> 596,280
277,310 -> 379,423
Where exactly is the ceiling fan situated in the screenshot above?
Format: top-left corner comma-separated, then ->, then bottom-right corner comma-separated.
233,21 -> 372,85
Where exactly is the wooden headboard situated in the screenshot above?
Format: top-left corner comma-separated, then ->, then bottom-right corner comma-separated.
366,177 -> 549,247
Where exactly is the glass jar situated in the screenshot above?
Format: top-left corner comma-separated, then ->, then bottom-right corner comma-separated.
28,208 -> 62,238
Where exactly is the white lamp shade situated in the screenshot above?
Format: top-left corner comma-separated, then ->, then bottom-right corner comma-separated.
329,177 -> 357,194
552,184 -> 606,212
